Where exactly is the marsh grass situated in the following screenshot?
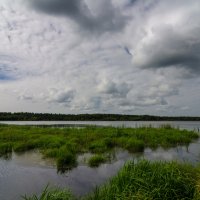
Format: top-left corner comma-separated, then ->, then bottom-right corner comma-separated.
56,147 -> 77,173
0,143 -> 12,159
22,185 -> 75,200
85,160 -> 200,200
0,143 -> 12,155
0,125 -> 198,171
88,154 -> 107,167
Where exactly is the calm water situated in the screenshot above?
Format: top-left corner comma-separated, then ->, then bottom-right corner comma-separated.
1,140 -> 200,200
0,121 -> 200,200
1,121 -> 200,131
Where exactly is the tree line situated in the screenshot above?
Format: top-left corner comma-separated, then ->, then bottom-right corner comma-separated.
0,112 -> 199,121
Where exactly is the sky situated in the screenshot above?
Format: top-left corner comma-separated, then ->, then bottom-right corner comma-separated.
0,0 -> 200,116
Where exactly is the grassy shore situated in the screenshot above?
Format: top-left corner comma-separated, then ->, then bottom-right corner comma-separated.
23,160 -> 200,200
85,160 -> 200,200
0,125 -> 198,170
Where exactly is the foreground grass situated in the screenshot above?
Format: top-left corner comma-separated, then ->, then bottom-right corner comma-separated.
23,160 -> 200,200
22,186 -> 75,200
85,160 -> 200,200
0,125 -> 198,171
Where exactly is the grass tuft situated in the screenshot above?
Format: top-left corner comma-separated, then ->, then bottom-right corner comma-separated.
125,138 -> 144,152
88,154 -> 106,167
22,185 -> 75,200
56,147 -> 77,173
0,143 -> 12,156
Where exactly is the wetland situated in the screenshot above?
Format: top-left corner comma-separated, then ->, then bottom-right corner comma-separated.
0,123 -> 200,200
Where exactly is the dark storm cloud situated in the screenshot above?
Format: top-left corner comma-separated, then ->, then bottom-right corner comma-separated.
134,24 -> 200,75
29,0 -> 129,33
30,0 -> 82,17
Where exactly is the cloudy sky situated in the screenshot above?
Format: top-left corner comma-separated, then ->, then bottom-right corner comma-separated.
0,0 -> 200,116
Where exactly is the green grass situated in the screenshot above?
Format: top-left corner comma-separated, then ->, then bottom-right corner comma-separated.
22,186 -> 75,200
85,160 -> 200,200
125,138 -> 145,152
0,143 -> 12,155
23,160 -> 200,200
0,125 -> 198,171
56,147 -> 77,173
88,154 -> 106,167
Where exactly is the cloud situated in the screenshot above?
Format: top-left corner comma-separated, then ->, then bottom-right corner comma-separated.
18,94 -> 34,101
118,80 -> 179,108
28,0 -> 129,33
98,81 -> 131,98
130,0 -> 200,74
45,89 -> 75,106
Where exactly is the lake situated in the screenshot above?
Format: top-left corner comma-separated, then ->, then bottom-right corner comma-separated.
1,121 -> 200,131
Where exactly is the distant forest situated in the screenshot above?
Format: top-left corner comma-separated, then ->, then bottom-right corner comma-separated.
0,112 -> 200,121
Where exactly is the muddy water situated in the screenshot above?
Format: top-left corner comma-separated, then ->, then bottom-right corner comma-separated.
1,137 -> 200,200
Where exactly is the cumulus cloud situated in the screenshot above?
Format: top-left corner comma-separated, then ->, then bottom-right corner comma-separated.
44,89 -> 75,106
130,0 -> 200,74
98,81 -> 131,98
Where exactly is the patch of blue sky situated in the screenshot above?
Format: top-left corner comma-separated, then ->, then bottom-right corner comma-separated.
0,72 -> 15,81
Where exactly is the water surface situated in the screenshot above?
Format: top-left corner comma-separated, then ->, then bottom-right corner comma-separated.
1,121 -> 200,131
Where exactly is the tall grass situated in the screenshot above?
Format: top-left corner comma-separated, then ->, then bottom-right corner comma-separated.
85,160 -> 200,200
0,125 -> 198,171
0,143 -> 12,155
56,147 -> 77,173
22,186 -> 75,200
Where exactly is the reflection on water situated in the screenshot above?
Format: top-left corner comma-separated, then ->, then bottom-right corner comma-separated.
0,149 -> 133,200
1,121 -> 200,131
1,139 -> 200,200
143,140 -> 200,164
